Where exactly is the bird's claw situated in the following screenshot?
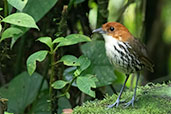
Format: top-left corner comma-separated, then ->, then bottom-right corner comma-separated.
124,97 -> 135,108
107,98 -> 120,108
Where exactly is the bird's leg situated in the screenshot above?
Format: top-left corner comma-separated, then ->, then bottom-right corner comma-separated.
125,72 -> 140,108
108,74 -> 130,108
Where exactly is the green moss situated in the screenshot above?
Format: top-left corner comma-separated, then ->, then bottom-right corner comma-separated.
73,83 -> 171,114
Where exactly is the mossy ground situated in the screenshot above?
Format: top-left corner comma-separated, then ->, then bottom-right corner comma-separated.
73,83 -> 171,114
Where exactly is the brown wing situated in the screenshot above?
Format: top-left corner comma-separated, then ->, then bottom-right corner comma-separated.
128,38 -> 154,72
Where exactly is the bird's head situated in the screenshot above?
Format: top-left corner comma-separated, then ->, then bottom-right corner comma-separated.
92,22 -> 133,42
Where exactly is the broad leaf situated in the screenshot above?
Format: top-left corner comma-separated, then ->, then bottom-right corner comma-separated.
8,0 -> 58,48
37,37 -> 53,50
2,13 -> 39,29
58,97 -> 71,114
0,27 -> 23,42
53,37 -> 65,44
10,27 -> 27,49
81,41 -> 117,87
57,34 -> 91,48
63,67 -> 77,87
74,55 -> 91,76
59,55 -> 80,66
29,90 -> 50,114
52,80 -> 68,89
27,50 -> 48,75
0,72 -> 48,114
7,0 -> 28,11
23,0 -> 58,22
76,76 -> 96,98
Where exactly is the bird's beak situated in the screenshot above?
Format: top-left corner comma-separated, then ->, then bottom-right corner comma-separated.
92,28 -> 106,34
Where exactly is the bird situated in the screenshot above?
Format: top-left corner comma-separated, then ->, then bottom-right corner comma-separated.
92,22 -> 154,108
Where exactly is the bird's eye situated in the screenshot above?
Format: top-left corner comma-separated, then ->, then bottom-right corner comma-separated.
110,26 -> 114,31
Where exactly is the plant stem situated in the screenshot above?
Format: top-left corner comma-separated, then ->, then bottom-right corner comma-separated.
57,76 -> 77,98
49,53 -> 55,95
65,76 -> 77,93
49,51 -> 57,114
3,0 -> 8,29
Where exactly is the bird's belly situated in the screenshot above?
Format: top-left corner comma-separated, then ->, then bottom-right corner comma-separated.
105,42 -> 142,74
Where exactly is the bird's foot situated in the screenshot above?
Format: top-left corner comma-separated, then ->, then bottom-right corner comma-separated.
124,97 -> 135,108
107,98 -> 120,108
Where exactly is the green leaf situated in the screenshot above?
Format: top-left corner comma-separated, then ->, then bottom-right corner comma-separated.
52,37 -> 65,44
74,55 -> 91,76
81,41 -> 117,87
37,37 -> 53,50
59,55 -> 80,66
0,72 -> 48,114
0,8 -> 3,11
76,76 -> 96,98
85,74 -> 98,82
58,96 -> 71,114
27,50 -> 48,75
52,80 -> 68,89
10,27 -> 27,49
57,34 -> 91,48
29,90 -> 50,114
66,92 -> 70,99
78,55 -> 91,71
0,27 -> 23,42
5,112 -> 14,114
2,13 -> 39,29
8,0 -> 58,48
63,67 -> 77,87
7,0 -> 28,11
23,0 -> 58,22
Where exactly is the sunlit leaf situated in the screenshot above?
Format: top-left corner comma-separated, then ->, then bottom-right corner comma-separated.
5,112 -> 14,114
37,37 -> 53,50
88,1 -> 97,29
52,80 -> 68,89
0,8 -> 3,11
57,34 -> 91,48
2,13 -> 39,29
59,55 -> 80,66
7,0 -> 28,11
0,27 -> 23,42
52,37 -> 65,44
76,76 -> 96,98
27,50 -> 48,75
